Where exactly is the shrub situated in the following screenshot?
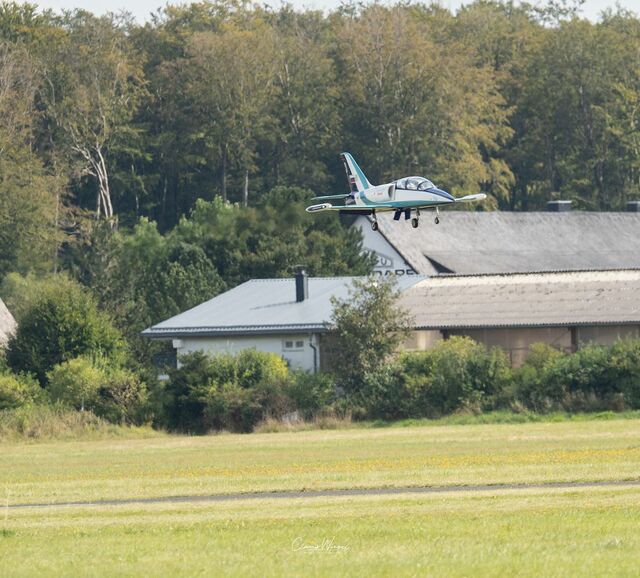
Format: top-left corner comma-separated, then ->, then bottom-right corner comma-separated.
236,349 -> 289,389
164,350 -> 291,433
47,357 -> 149,424
357,363 -> 420,420
545,344 -> 617,402
608,339 -> 640,408
399,337 -> 512,417
514,340 -> 640,412
7,279 -> 124,382
0,371 -> 44,410
286,371 -> 337,420
203,383 -> 265,433
47,357 -> 105,411
95,367 -> 149,424
163,351 -> 213,432
513,343 -> 566,411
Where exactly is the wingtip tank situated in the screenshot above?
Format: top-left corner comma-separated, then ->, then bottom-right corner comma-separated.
305,203 -> 333,213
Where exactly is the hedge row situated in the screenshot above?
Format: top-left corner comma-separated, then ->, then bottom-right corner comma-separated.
154,337 -> 640,431
4,337 -> 640,433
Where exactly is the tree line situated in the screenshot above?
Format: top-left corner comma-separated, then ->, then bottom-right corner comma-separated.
4,273 -> 640,434
2,0 -> 639,272
1,0 -> 639,372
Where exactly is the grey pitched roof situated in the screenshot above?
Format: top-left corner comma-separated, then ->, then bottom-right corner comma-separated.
142,276 -> 424,338
0,298 -> 16,348
373,211 -> 640,275
400,270 -> 640,329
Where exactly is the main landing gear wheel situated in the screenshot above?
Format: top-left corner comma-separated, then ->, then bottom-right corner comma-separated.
371,210 -> 379,231
435,216 -> 440,224
411,217 -> 419,228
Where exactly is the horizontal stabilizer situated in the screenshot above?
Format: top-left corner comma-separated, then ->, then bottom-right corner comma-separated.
454,193 -> 487,203
306,203 -> 388,213
311,193 -> 352,201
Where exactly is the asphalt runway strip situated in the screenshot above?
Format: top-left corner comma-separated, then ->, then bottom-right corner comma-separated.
6,479 -> 640,510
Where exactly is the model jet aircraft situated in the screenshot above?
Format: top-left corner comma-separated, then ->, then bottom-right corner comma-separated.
306,152 -> 486,230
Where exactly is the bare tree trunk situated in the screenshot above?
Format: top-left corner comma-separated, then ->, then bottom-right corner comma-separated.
243,168 -> 249,207
93,144 -> 114,221
53,188 -> 60,274
221,148 -> 228,202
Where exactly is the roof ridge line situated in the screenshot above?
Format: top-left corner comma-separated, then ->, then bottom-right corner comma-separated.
426,267 -> 640,279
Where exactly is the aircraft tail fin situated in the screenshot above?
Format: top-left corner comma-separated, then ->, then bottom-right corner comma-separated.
341,152 -> 372,192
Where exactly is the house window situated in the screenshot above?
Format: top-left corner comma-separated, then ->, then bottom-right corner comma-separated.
283,339 -> 305,351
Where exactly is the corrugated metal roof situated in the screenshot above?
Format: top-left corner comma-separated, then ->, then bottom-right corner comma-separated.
0,298 -> 16,348
142,276 -> 424,338
373,211 -> 640,275
400,270 -> 640,329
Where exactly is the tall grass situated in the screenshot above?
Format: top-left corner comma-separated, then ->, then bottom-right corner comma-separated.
254,409 -> 640,433
0,405 -> 158,442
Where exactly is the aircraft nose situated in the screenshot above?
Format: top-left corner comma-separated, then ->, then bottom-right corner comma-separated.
426,187 -> 455,202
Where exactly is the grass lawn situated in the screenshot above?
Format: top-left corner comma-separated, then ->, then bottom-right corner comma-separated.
2,486 -> 639,576
1,418 -> 639,505
1,418 -> 639,576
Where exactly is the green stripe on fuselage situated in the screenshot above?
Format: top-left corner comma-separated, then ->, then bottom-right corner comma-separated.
357,193 -> 451,209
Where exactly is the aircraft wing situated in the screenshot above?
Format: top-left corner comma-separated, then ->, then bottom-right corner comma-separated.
306,203 -> 396,214
454,193 -> 487,203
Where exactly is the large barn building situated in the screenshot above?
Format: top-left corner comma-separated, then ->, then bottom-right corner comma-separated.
353,208 -> 640,276
144,269 -> 640,370
399,270 -> 640,365
145,206 -> 640,371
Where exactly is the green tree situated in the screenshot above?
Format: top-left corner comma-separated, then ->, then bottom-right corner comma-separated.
41,12 -> 147,220
335,4 -> 512,204
0,371 -> 43,410
6,279 -> 124,382
506,13 -> 640,209
0,43 -> 63,278
329,275 -> 412,395
267,9 -> 341,190
183,21 -> 277,204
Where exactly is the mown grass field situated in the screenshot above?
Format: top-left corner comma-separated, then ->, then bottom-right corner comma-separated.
1,418 -> 639,576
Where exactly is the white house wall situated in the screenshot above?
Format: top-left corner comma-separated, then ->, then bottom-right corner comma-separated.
174,334 -> 319,372
353,216 -> 433,276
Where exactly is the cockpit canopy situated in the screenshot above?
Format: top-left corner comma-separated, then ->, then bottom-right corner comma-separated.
395,176 -> 436,191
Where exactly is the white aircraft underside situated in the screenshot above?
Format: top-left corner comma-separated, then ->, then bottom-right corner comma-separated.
306,153 -> 486,229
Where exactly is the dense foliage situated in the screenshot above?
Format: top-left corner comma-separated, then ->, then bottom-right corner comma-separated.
140,337 -> 640,431
161,350 -> 291,433
0,1 -> 638,282
6,279 -> 124,382
0,0 -> 639,434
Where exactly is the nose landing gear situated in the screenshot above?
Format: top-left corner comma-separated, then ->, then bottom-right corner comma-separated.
371,210 -> 379,231
435,207 -> 440,225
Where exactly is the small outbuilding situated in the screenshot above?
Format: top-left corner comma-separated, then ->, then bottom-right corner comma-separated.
142,271 -> 423,372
